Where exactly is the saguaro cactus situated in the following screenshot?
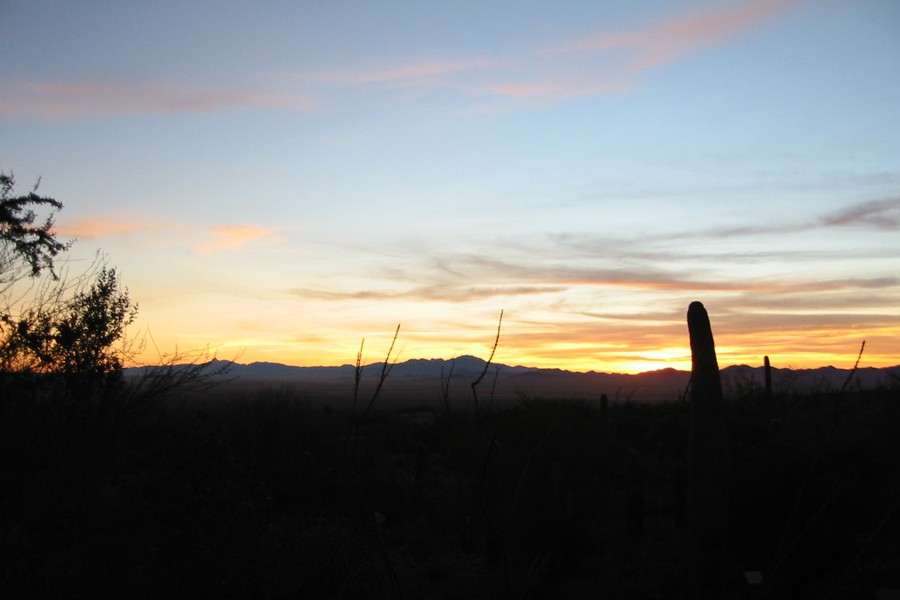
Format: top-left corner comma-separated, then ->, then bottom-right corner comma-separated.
686,301 -> 729,597
764,355 -> 774,416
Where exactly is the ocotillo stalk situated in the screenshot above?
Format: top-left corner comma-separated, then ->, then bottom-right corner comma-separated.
686,301 -> 729,598
764,355 -> 773,415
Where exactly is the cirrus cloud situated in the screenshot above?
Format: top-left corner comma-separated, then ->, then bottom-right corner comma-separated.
0,2 -> 798,119
0,79 -> 316,119
553,0 -> 796,73
55,217 -> 168,239
192,224 -> 285,255
317,57 -> 501,86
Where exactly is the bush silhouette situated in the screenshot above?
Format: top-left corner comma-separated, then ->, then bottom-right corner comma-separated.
1,174 -> 137,397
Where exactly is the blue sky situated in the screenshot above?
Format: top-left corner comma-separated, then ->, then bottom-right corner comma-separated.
2,0 -> 899,372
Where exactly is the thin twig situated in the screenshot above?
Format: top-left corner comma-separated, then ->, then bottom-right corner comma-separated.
359,324 -> 400,428
764,340 -> 866,598
346,325 -> 403,600
440,359 -> 455,417
471,310 -> 503,417
832,340 -> 865,426
489,364 -> 501,409
353,337 -> 364,414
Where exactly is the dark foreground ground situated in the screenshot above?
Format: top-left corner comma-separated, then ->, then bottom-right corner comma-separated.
2,378 -> 899,599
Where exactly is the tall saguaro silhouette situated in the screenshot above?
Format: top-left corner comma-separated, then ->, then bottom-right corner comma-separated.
686,301 -> 729,598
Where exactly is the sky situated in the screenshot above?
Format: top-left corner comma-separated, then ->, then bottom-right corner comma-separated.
2,0 -> 899,373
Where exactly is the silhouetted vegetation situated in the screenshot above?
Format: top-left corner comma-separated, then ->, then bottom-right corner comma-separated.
1,174 -> 138,401
1,172 -> 69,281
3,360 -> 899,599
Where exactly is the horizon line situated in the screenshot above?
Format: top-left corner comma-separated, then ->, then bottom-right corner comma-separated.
124,354 -> 900,376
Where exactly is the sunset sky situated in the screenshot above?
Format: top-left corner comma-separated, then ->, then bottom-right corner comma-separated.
2,0 -> 899,373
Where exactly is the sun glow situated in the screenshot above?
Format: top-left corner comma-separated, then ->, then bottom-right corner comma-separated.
126,311 -> 899,375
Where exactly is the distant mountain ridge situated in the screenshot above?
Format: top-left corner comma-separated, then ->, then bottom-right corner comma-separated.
124,356 -> 899,402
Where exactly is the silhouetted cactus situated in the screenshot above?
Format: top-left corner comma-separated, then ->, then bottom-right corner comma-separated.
764,355 -> 773,415
686,301 -> 729,598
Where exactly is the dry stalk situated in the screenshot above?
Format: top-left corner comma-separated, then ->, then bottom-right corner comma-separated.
346,325 -> 403,600
764,340 -> 867,598
471,309 -> 503,418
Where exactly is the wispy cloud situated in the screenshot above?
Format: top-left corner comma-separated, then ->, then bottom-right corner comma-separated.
485,79 -> 633,101
821,197 -> 900,228
193,225 -> 285,255
292,283 -> 565,303
309,1 -> 795,106
0,80 -> 316,119
615,196 -> 900,244
485,0 -> 793,103
0,3 -> 796,119
553,0 -> 795,73
286,188 -> 900,310
318,57 -> 500,85
56,215 -> 294,256
56,217 -> 166,239
467,0 -> 795,104
288,245 -> 710,300
315,54 -> 633,105
437,253 -> 900,296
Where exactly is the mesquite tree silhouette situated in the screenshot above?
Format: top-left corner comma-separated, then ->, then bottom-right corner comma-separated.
0,173 -> 137,397
1,173 -> 69,287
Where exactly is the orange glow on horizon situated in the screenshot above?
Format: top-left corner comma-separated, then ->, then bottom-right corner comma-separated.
127,321 -> 900,375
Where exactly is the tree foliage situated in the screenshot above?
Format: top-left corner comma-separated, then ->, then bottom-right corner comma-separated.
0,173 -> 137,393
1,266 -> 137,376
1,172 -> 70,285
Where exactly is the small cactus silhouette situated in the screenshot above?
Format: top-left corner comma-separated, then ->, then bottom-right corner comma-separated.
686,301 -> 729,597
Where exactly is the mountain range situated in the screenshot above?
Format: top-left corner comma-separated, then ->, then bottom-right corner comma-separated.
125,356 -> 899,403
